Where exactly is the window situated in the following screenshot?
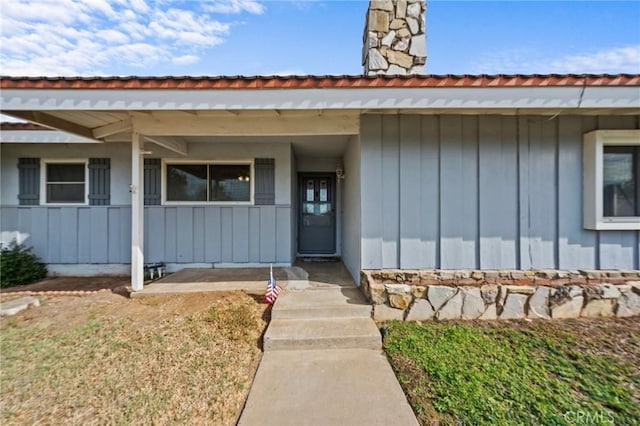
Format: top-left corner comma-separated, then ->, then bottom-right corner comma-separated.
165,162 -> 252,203
603,146 -> 639,217
42,160 -> 87,204
583,130 -> 640,230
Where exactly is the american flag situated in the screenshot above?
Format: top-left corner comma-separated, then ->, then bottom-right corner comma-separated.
265,265 -> 282,305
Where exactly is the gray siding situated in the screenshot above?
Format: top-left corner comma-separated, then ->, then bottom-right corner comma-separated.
1,205 -> 291,264
360,114 -> 640,270
342,135 -> 362,281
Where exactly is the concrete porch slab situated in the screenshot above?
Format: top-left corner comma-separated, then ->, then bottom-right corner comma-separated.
238,349 -> 419,426
130,267 -> 290,298
130,260 -> 359,298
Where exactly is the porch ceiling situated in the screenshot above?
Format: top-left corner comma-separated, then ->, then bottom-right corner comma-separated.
2,109 -> 360,156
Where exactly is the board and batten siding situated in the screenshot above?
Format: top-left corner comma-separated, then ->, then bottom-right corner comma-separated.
1,205 -> 291,264
360,114 -> 640,271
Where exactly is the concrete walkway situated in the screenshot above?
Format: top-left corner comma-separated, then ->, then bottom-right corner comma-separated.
239,262 -> 419,426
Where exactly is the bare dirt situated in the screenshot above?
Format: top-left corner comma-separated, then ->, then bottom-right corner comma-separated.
0,275 -> 130,294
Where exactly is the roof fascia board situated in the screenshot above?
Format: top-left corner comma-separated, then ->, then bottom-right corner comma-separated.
1,87 -> 637,111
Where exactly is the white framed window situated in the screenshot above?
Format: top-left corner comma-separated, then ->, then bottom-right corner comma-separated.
583,130 -> 640,230
162,159 -> 254,205
40,159 -> 88,205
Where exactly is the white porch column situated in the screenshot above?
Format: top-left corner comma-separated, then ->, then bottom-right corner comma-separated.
131,132 -> 144,291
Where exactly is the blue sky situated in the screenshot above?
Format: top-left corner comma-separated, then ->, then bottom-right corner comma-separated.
0,0 -> 639,76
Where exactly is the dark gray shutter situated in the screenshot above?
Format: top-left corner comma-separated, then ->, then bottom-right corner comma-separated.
18,158 -> 40,205
88,158 -> 111,205
144,159 -> 161,205
254,158 -> 275,205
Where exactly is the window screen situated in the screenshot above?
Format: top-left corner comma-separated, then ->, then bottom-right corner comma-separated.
46,163 -> 85,203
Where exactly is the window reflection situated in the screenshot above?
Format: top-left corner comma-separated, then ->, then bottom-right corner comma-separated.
603,149 -> 636,217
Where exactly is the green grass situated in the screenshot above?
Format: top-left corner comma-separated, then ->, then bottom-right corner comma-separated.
384,321 -> 640,426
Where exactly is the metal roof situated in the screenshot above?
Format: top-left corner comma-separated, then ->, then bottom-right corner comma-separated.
1,74 -> 638,89
0,122 -> 49,130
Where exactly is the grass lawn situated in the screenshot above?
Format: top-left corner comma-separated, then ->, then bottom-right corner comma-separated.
384,318 -> 640,426
1,290 -> 268,425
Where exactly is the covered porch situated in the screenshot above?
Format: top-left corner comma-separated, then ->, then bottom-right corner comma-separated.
130,259 -> 357,298
0,83 -> 361,291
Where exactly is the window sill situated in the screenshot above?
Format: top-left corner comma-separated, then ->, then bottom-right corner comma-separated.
42,203 -> 90,207
586,218 -> 640,231
162,201 -> 254,206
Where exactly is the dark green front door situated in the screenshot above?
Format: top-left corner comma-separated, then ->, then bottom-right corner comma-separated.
298,174 -> 336,254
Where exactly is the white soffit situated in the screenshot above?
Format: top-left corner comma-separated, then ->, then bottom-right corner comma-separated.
1,87 -> 638,111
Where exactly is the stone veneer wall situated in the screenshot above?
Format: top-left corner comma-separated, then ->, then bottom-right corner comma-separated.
363,0 -> 427,75
361,270 -> 640,321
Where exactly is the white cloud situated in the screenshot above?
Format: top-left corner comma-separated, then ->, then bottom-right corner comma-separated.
172,54 -> 200,66
474,45 -> 640,75
548,45 -> 640,74
96,29 -> 130,44
265,68 -> 307,76
129,0 -> 150,13
0,0 -> 265,76
203,0 -> 265,15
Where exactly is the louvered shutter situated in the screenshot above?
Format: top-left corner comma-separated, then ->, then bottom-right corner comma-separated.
254,158 -> 275,205
144,159 -> 161,205
18,158 -> 40,205
88,158 -> 111,205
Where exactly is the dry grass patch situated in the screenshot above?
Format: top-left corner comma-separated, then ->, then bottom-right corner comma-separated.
1,291 -> 268,425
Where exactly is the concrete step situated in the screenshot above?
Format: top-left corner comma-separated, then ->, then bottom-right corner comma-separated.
272,304 -> 372,320
264,317 -> 382,351
272,287 -> 372,320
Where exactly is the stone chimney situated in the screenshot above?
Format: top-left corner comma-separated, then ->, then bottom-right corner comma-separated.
363,0 -> 427,75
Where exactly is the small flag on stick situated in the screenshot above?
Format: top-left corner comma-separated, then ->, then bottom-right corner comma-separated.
265,264 -> 282,305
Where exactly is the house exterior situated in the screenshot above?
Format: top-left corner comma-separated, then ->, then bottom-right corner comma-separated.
1,1 -> 639,293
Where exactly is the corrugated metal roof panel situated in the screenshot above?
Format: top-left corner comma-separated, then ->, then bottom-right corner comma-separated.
1,74 -> 638,89
0,122 -> 50,130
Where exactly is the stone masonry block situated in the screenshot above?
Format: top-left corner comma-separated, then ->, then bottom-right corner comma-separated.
436,291 -> 463,320
500,293 -> 528,320
428,286 -> 457,311
461,287 -> 485,320
373,304 -> 405,321
406,299 -> 435,321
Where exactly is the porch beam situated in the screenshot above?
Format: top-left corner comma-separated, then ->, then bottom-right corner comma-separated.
131,132 -> 144,292
8,111 -> 95,140
92,118 -> 132,139
133,114 -> 359,136
103,132 -> 133,143
143,135 -> 188,156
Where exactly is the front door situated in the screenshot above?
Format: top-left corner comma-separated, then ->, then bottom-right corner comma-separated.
298,174 -> 336,254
